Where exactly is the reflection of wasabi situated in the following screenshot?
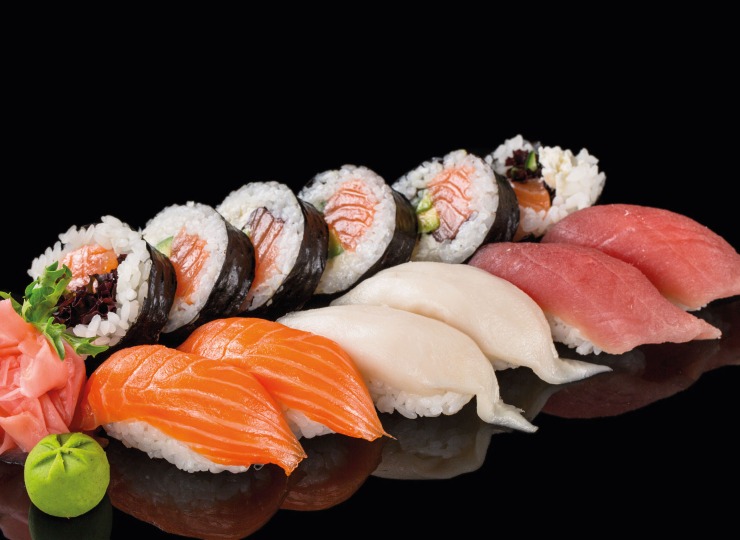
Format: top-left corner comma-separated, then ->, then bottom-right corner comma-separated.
371,404 -> 505,480
28,495 -> 112,540
23,433 -> 110,519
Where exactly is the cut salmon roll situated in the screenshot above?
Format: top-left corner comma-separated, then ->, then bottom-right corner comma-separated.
178,317 -> 388,442
74,344 -> 306,475
142,202 -> 255,341
392,149 -> 519,263
486,134 -> 606,240
28,215 -> 177,350
216,181 -> 328,319
298,165 -> 418,296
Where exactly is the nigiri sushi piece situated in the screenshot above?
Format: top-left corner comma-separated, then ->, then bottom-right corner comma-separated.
177,317 -> 388,441
468,243 -> 722,355
74,344 -> 306,475
541,204 -> 740,311
331,261 -> 610,384
278,304 -> 536,433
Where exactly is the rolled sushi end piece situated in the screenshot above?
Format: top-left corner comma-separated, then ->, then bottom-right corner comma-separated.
217,181 -> 328,320
486,134 -> 606,240
392,149 -> 519,264
142,201 -> 255,341
298,165 -> 418,296
27,215 -> 176,350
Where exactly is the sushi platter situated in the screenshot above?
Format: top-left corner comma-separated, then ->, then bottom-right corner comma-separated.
1,122 -> 738,540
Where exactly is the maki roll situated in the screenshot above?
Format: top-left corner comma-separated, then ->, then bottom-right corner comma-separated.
298,165 -> 418,296
486,134 -> 606,240
392,149 -> 519,264
28,215 -> 176,350
142,201 -> 255,341
216,181 -> 328,319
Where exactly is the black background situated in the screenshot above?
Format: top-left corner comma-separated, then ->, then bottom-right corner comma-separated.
2,42 -> 738,538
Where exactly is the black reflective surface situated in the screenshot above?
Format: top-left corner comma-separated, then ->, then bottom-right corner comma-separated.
3,95 -> 738,538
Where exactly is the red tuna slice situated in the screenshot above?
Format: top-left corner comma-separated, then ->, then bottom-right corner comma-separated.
541,204 -> 740,311
468,242 -> 721,355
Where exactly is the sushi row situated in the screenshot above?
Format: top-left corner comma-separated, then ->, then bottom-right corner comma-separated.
24,135 -> 607,355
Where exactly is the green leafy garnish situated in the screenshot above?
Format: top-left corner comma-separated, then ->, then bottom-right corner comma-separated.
0,262 -> 109,360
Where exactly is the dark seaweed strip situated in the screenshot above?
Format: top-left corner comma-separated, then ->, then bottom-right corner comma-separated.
114,244 -> 177,349
247,199 -> 328,320
352,188 -> 419,286
165,218 -> 256,345
478,172 -> 520,246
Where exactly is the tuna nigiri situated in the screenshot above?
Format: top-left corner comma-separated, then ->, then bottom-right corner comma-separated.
468,242 -> 722,355
177,317 -> 388,441
74,344 -> 306,475
278,304 -> 536,433
541,204 -> 740,310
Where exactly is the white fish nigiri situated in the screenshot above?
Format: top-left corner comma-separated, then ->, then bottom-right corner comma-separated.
277,304 -> 535,433
331,261 -> 610,384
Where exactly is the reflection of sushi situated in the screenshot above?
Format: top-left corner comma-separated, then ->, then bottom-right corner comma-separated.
0,461 -> 31,540
28,215 -> 177,349
331,261 -> 610,384
142,201 -> 255,341
217,181 -> 328,319
74,344 -> 306,475
486,134 -> 606,240
542,204 -> 740,311
281,434 -> 385,511
106,438 -> 288,539
371,403 -> 503,481
469,242 -> 722,355
298,165 -> 418,296
178,317 -> 388,441
392,149 -> 519,263
278,304 -> 536,432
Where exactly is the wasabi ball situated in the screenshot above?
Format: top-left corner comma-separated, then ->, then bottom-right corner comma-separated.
24,432 -> 110,518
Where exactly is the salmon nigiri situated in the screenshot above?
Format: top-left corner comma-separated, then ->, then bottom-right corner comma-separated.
178,317 -> 389,442
75,344 -> 306,475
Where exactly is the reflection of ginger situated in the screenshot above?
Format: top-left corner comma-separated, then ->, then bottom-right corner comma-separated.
0,462 -> 31,540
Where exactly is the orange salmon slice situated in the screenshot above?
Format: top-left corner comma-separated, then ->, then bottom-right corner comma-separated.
323,179 -> 376,251
62,244 -> 119,289
178,317 -> 389,442
169,229 -> 209,305
428,166 -> 473,241
245,207 -> 285,306
512,180 -> 552,213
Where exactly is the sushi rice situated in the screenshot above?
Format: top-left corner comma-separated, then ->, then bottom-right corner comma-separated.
29,215 -> 152,347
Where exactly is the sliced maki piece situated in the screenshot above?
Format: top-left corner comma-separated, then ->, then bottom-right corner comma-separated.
28,215 -> 177,351
142,201 -> 255,342
217,181 -> 328,320
486,134 -> 606,240
299,165 -> 418,296
392,149 -> 519,263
